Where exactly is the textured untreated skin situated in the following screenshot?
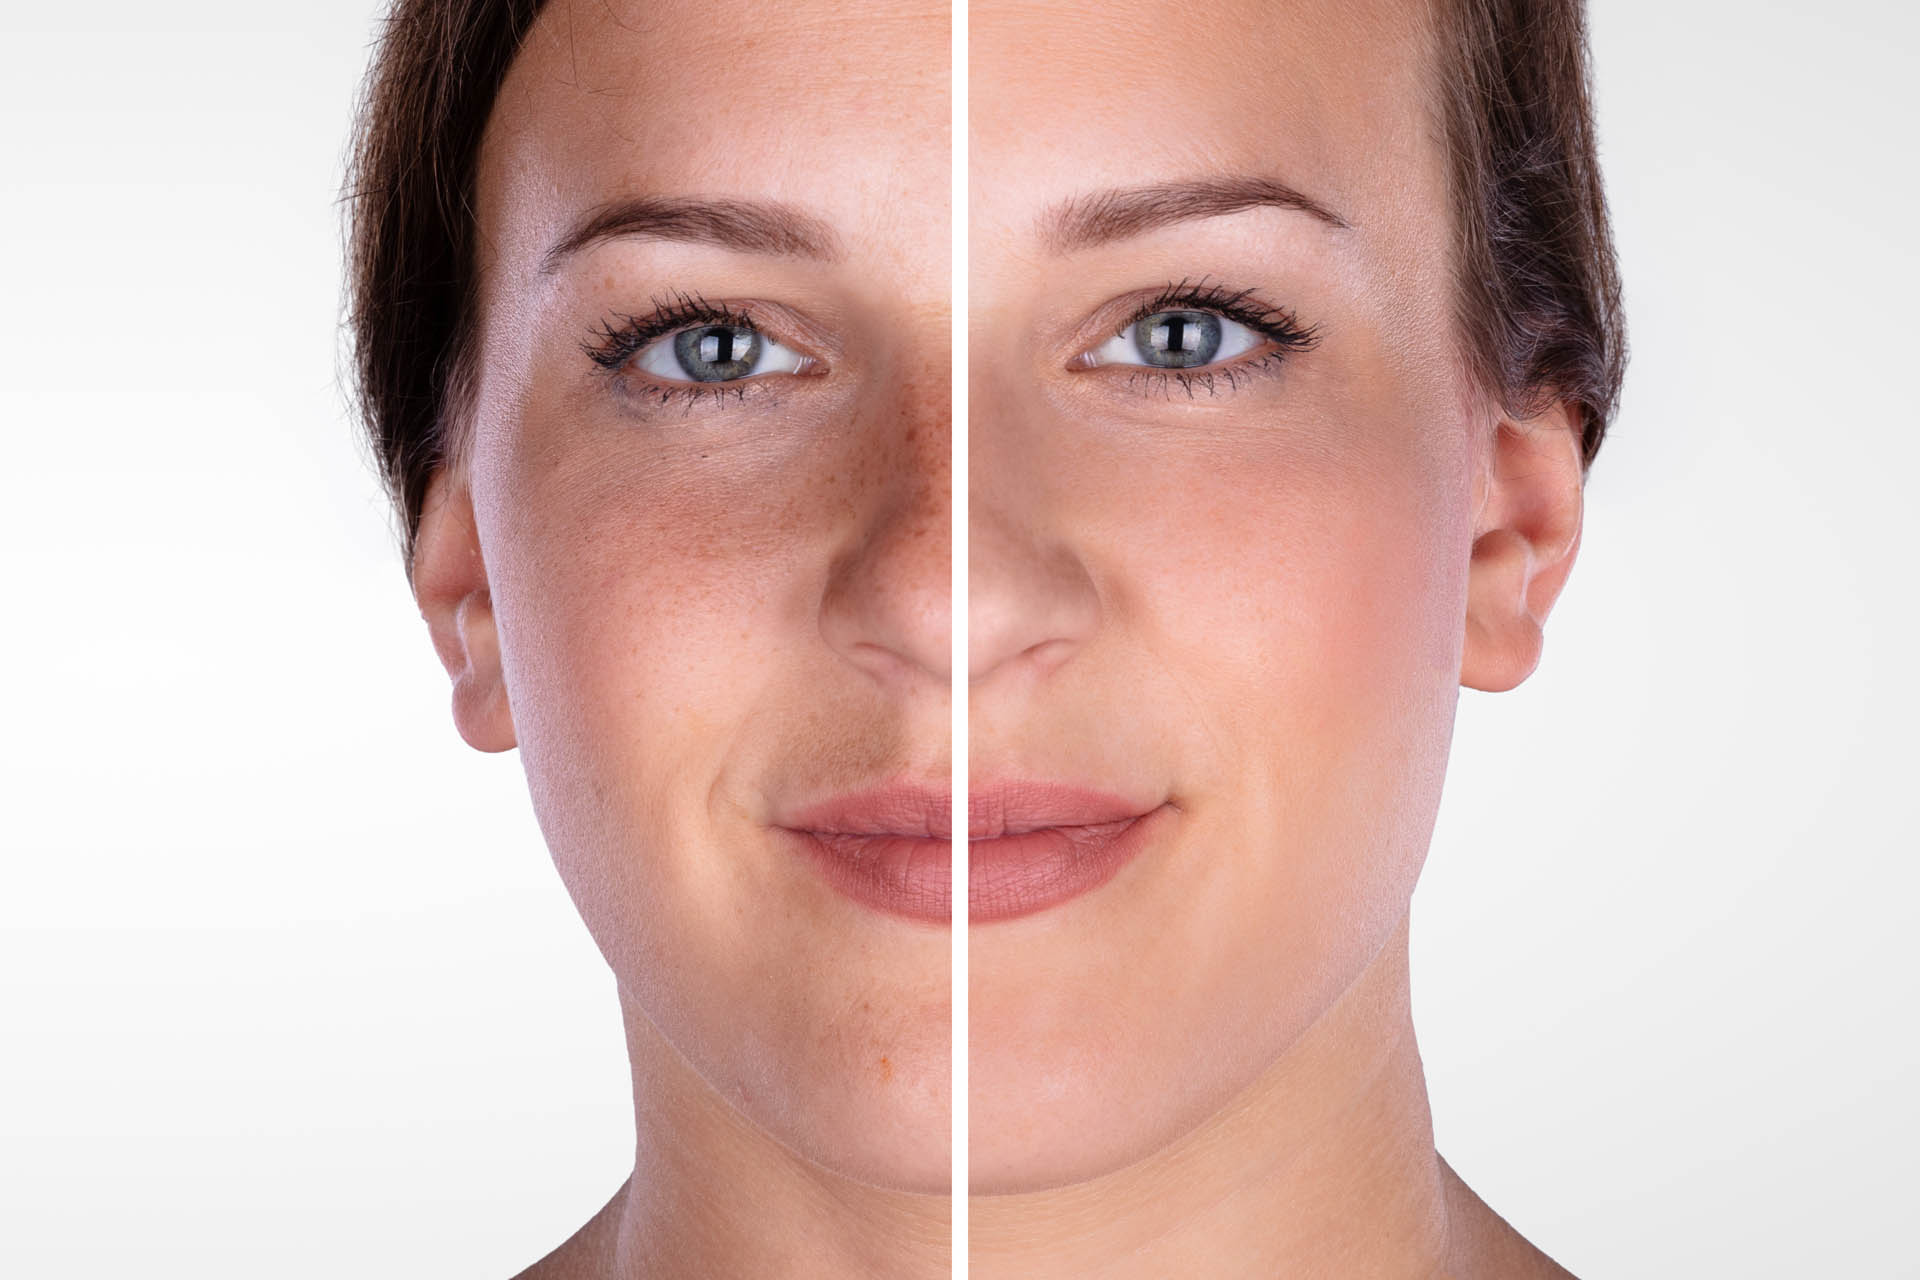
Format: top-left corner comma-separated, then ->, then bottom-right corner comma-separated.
415,1 -> 952,1276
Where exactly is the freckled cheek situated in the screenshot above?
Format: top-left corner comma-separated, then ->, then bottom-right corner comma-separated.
478,436 -> 857,762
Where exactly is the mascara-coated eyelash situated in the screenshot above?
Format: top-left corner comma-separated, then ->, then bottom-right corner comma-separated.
1071,279 -> 1321,394
584,292 -> 816,406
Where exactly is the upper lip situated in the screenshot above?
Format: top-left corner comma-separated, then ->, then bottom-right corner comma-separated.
967,781 -> 1157,838
775,780 -> 1161,840
778,781 -> 952,839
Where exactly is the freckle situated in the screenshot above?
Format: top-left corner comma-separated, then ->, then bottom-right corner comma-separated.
879,1055 -> 893,1082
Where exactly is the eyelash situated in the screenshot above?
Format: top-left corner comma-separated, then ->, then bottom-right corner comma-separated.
1103,278 -> 1321,400
583,292 -> 781,411
583,282 -> 1314,410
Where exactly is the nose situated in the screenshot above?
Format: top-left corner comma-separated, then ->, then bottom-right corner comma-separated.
818,378 -> 953,689
968,474 -> 1099,686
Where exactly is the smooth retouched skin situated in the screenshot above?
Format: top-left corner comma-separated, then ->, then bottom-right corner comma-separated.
970,0 -> 1581,1276
409,2 -> 950,1276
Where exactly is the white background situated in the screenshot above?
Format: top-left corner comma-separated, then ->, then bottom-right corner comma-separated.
1416,4 -> 1920,1276
1,2 -> 1914,1276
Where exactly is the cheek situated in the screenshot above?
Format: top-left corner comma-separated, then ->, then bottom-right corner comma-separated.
1117,378 -> 1473,1030
464,394 -> 848,936
489,448 -> 810,778
1105,379 -> 1470,785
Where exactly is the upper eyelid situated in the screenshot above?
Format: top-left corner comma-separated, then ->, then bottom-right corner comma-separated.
1117,281 -> 1315,338
1062,288 -> 1320,371
584,297 -> 843,371
1050,282 -> 1283,355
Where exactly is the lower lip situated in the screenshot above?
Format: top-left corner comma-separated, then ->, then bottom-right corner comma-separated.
969,805 -> 1168,923
783,804 -> 1168,926
785,830 -> 954,925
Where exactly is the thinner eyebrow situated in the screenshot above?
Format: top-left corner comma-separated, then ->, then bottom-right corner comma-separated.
540,196 -> 844,273
1042,177 -> 1352,253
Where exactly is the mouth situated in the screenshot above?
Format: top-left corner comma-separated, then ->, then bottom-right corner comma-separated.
968,782 -> 1169,924
776,782 -> 955,926
775,780 -> 1169,926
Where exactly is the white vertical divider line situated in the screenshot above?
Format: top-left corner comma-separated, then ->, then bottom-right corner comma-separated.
949,0 -> 969,1273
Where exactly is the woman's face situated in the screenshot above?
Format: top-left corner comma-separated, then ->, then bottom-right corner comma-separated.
439,0 -> 951,1189
969,0 -> 1489,1189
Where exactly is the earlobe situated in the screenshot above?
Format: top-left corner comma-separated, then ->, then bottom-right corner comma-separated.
412,473 -> 517,752
1459,405 -> 1586,693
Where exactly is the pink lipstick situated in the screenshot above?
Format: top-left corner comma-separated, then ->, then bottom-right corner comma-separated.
968,782 -> 1167,923
778,781 -> 1168,924
777,783 -> 954,925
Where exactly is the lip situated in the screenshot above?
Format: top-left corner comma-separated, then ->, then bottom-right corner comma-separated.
776,780 -> 1168,925
969,782 -> 1168,924
776,782 -> 954,925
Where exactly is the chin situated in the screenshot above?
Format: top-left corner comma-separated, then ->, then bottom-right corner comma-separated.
735,981 -> 956,1193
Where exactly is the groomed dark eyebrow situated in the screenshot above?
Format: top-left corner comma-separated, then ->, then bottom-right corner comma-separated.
1043,177 -> 1352,253
541,196 -> 843,273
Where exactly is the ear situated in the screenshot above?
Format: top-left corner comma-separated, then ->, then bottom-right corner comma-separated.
412,472 -> 517,752
1460,402 -> 1586,693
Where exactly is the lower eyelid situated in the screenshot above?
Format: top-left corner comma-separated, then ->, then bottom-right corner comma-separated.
610,373 -> 781,414
1108,347 -> 1299,400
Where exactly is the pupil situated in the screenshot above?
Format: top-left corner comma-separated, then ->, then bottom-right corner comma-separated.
1133,310 -> 1221,368
674,324 -> 759,382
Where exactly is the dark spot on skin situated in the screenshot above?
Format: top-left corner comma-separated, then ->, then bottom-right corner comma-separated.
879,1055 -> 893,1082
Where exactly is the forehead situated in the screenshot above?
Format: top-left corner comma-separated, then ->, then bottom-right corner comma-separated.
971,0 -> 1445,250
476,0 -> 949,288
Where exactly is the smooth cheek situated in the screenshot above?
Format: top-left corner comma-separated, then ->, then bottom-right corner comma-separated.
1155,381 -> 1464,978
978,357 -> 1471,1182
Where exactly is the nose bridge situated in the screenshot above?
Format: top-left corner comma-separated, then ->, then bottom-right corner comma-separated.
968,375 -> 1100,685
817,359 -> 953,688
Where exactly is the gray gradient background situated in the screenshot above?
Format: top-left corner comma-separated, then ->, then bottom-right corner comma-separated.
1,1 -> 1914,1274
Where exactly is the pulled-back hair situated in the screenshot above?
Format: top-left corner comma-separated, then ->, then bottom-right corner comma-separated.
344,0 -> 1624,570
345,0 -> 546,574
1433,0 -> 1626,466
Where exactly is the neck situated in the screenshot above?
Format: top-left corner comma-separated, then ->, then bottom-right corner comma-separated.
602,996 -> 951,1280
970,915 -> 1453,1279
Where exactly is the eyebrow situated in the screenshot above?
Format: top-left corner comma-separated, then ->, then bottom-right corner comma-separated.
1042,177 -> 1352,253
540,196 -> 844,273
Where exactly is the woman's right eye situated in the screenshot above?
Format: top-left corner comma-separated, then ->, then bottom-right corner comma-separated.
632,323 -> 814,383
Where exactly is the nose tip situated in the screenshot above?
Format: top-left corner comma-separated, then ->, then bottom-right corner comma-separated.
968,515 -> 1098,684
820,483 -> 953,688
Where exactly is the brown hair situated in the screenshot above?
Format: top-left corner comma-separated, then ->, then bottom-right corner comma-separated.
345,0 -> 1624,569
345,0 -> 547,573
1433,0 -> 1627,467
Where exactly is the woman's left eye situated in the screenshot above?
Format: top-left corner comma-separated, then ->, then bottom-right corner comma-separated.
633,323 -> 814,383
1079,310 -> 1265,370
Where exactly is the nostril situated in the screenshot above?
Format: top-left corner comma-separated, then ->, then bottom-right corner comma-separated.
818,519 -> 954,688
966,519 -> 1100,685
967,635 -> 1080,686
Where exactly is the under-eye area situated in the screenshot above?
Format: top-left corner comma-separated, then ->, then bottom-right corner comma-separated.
583,290 -> 829,416
1068,278 -> 1321,402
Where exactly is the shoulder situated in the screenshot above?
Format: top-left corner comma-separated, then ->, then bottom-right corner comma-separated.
1439,1155 -> 1579,1280
508,1183 -> 627,1280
